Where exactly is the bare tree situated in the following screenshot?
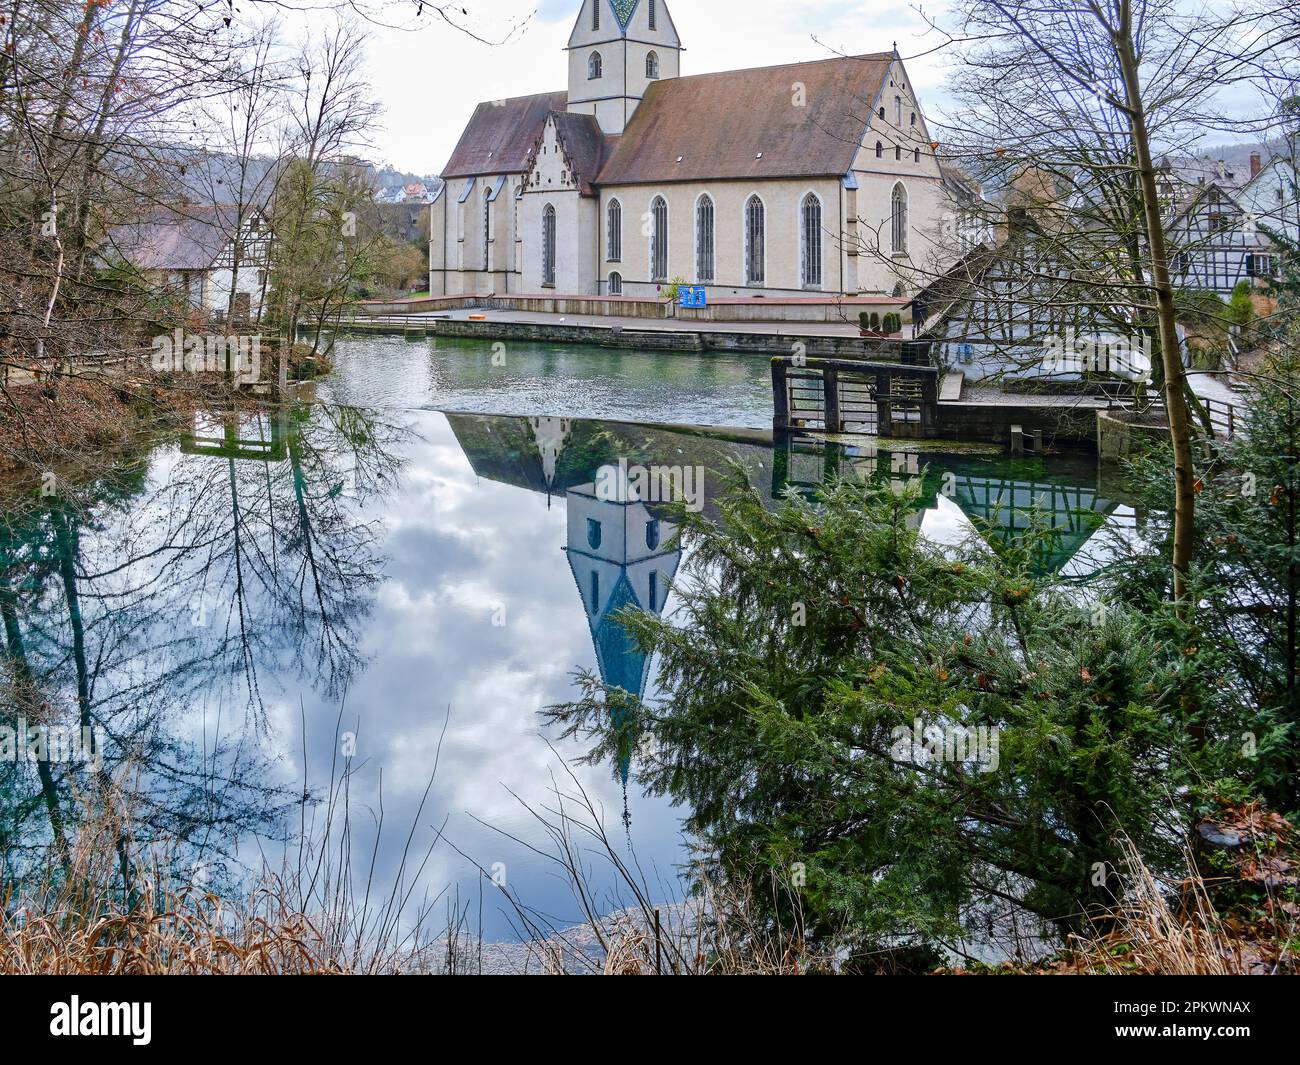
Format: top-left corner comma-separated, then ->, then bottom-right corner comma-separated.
910,0 -> 1286,612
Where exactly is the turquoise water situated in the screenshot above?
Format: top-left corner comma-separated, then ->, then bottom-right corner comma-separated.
317,334 -> 774,427
0,341 -> 1127,942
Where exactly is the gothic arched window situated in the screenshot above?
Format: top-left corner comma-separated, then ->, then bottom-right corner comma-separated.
646,51 -> 660,79
542,204 -> 557,285
607,198 -> 622,262
801,192 -> 822,288
744,195 -> 765,286
695,194 -> 715,282
588,52 -> 602,80
650,195 -> 668,280
890,182 -> 908,255
608,271 -> 623,295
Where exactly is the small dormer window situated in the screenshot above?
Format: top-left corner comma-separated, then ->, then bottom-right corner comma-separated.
646,51 -> 660,79
588,51 -> 602,80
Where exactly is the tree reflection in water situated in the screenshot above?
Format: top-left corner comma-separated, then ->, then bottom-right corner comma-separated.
0,403 -> 409,899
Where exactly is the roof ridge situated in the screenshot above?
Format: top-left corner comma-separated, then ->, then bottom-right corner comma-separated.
473,88 -> 566,108
656,52 -> 894,84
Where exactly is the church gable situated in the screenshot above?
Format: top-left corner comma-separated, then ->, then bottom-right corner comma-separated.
524,112 -> 610,197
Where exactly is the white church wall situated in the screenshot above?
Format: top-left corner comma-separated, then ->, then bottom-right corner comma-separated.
430,175 -> 523,295
850,172 -> 948,296
598,178 -> 845,297
427,191 -> 447,295
521,188 -> 598,293
846,60 -> 949,296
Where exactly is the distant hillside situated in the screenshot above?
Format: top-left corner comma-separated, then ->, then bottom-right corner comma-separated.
130,145 -> 441,208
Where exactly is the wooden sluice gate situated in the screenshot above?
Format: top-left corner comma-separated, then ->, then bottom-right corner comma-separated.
771,356 -> 940,439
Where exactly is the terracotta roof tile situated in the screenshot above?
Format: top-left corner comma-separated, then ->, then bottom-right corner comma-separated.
597,54 -> 894,186
443,91 -> 568,178
102,204 -> 244,271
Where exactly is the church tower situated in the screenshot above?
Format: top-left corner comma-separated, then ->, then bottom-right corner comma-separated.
566,0 -> 682,135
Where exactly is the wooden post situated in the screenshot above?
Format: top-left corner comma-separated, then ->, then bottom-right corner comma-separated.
876,370 -> 891,438
772,432 -> 791,496
823,366 -> 841,433
1010,424 -> 1023,455
921,372 -> 938,437
771,359 -> 790,432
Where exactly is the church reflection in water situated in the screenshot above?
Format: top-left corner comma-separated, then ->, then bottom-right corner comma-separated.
445,412 -> 1133,785
564,475 -> 681,706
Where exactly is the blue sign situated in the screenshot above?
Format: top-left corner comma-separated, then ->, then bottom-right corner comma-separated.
678,286 -> 707,308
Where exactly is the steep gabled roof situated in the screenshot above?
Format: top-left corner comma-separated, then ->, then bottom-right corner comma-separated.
442,91 -> 568,178
549,112 -> 616,196
911,242 -> 1001,328
596,53 -> 894,185
1167,180 -> 1248,230
101,204 -> 246,271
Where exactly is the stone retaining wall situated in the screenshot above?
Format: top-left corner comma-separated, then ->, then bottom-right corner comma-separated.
1096,408 -> 1169,461
333,316 -> 918,360
355,293 -> 908,324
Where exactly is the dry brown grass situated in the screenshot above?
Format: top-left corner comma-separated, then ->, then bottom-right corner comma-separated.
0,820 -> 416,975
1066,835 -> 1243,975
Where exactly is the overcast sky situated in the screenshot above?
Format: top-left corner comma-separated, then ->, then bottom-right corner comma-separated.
359,0 -> 953,174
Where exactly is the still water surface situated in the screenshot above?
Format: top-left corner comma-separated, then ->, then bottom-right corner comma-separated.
317,334 -> 774,427
0,340 -> 1128,940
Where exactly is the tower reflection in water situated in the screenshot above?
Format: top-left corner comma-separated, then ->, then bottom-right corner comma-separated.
564,465 -> 682,787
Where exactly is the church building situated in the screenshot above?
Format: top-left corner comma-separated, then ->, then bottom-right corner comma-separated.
430,0 -> 951,300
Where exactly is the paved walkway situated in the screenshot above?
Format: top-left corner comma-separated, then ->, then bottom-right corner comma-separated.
1186,369 -> 1240,407
400,306 -> 868,338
